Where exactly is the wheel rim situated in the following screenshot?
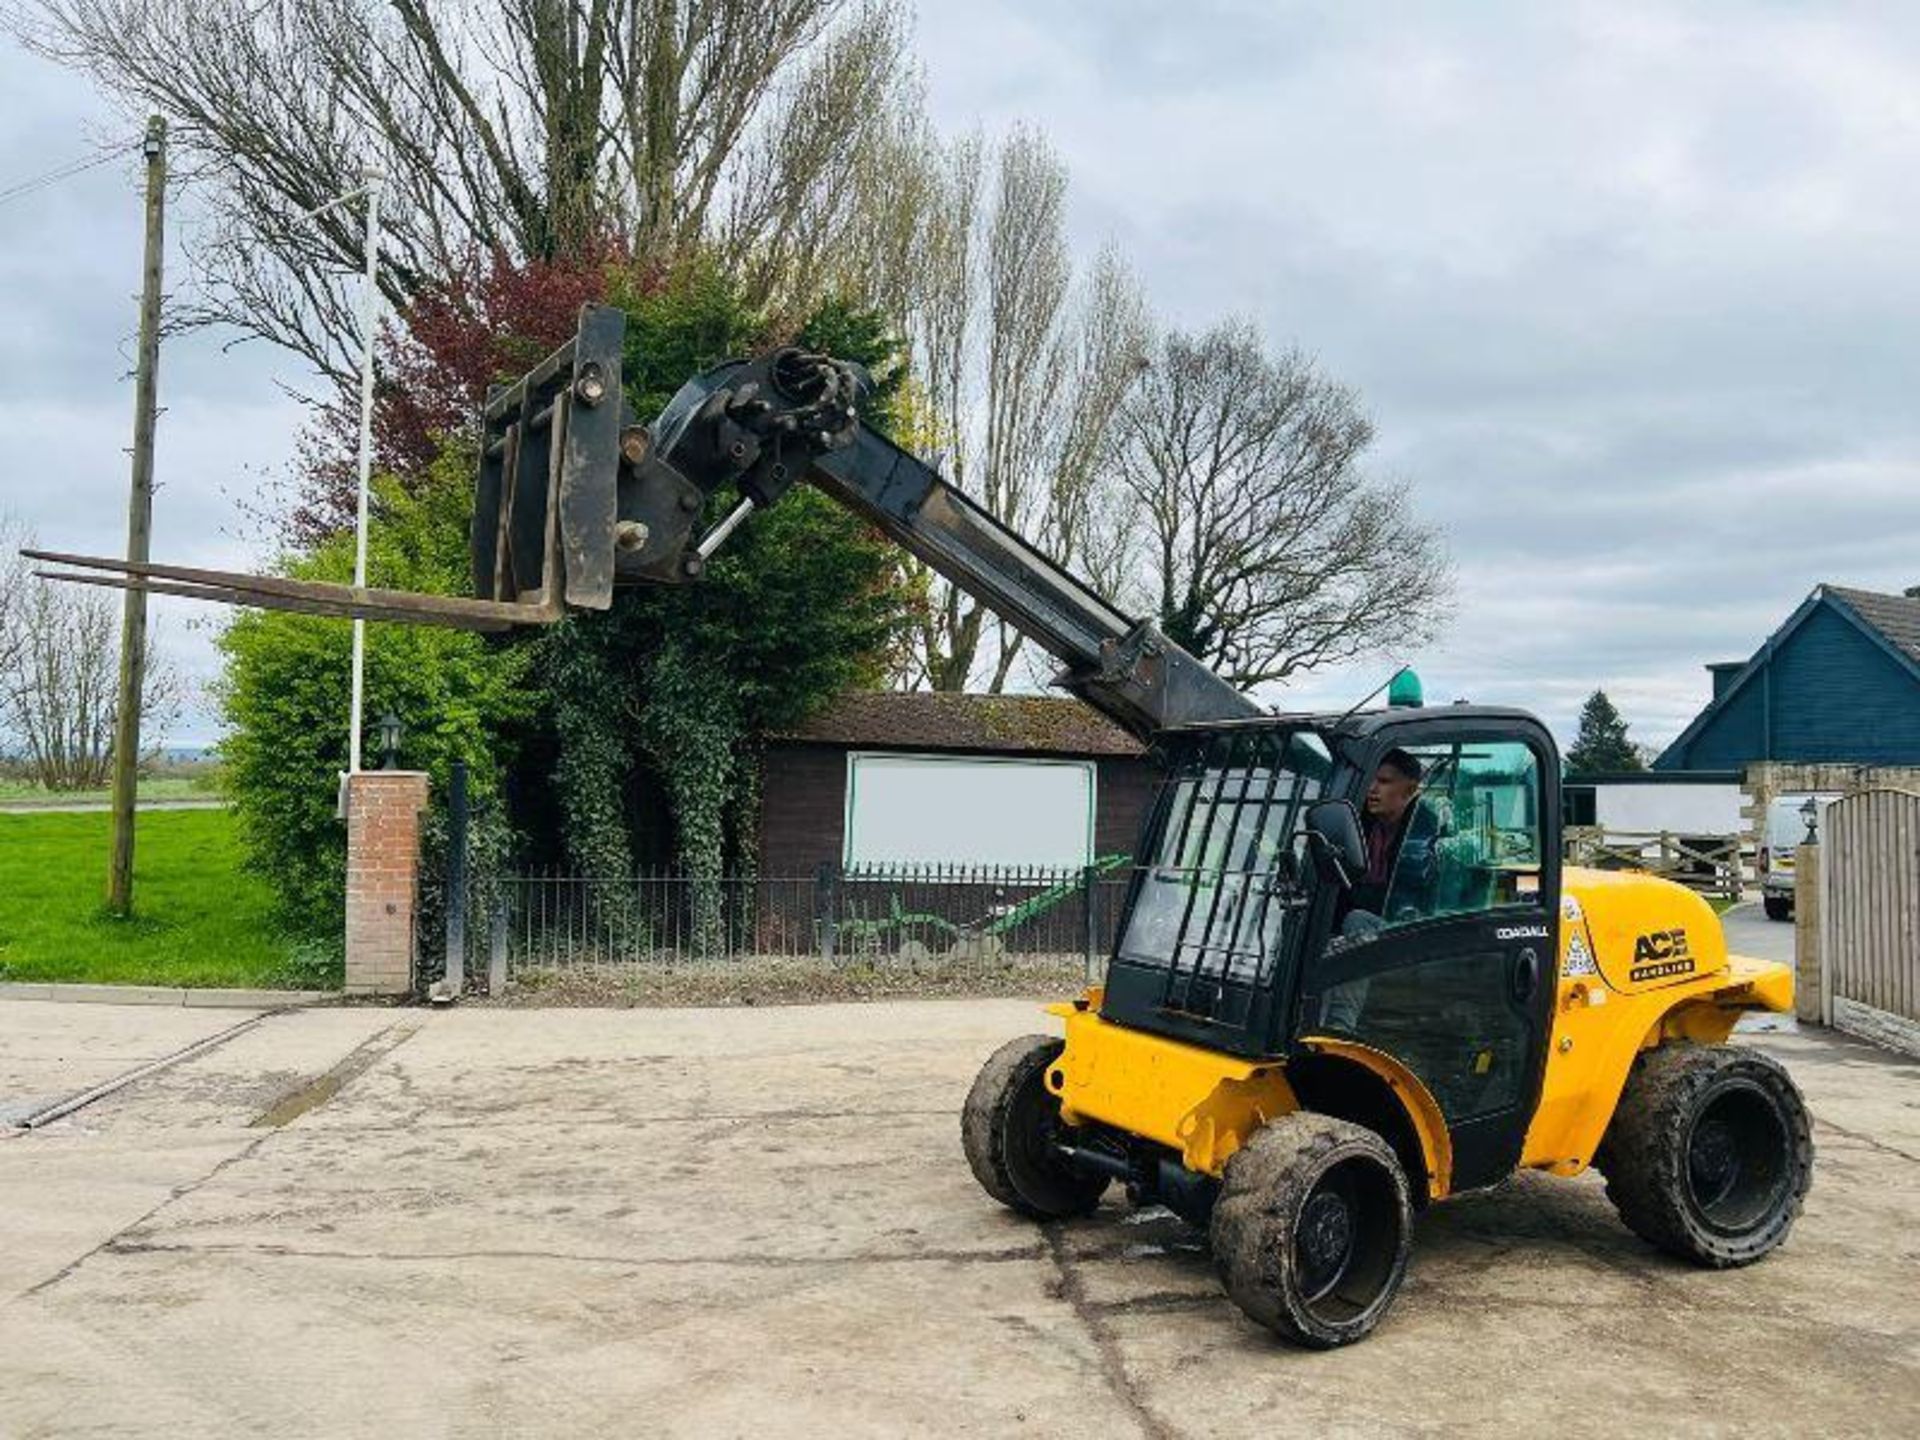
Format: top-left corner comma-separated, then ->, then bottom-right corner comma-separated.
1005,1060 -> 1097,1205
1009,1070 -> 1066,1173
1685,1079 -> 1791,1235
1288,1156 -> 1403,1325
1295,1178 -> 1358,1302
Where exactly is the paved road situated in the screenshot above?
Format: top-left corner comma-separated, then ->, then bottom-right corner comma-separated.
0,798 -> 228,815
1720,901 -> 1800,1035
1723,897 -> 1797,964
2,996 -> 1914,1437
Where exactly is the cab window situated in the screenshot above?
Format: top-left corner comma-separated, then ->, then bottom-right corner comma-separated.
1379,739 -> 1542,930
1116,729 -> 1330,982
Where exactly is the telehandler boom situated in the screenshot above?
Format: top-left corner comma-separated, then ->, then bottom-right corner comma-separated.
32,304 -> 1811,1347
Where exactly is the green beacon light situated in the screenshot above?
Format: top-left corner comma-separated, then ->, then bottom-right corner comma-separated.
1387,667 -> 1424,708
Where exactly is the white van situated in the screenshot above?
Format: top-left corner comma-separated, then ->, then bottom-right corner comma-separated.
1759,793 -> 1840,921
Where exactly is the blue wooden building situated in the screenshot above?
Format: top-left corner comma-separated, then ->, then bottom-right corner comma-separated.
1656,585 -> 1920,772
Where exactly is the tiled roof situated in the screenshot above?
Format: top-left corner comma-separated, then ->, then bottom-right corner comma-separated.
774,690 -> 1143,757
1828,585 -> 1920,668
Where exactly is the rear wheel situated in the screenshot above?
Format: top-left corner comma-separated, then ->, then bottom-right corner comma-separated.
962,1035 -> 1107,1219
1763,894 -> 1792,922
1210,1114 -> 1413,1348
1597,1044 -> 1813,1267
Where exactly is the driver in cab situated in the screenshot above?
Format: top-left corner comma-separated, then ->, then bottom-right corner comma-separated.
1342,748 -> 1442,931
1323,748 -> 1440,1031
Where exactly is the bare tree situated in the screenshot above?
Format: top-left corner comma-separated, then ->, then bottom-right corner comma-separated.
0,512 -> 30,695
713,2 -> 915,323
1110,319 -> 1452,690
13,0 -> 916,380
857,125 -> 1148,692
0,554 -> 182,791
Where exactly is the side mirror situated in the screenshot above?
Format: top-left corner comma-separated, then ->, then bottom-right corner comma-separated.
1305,799 -> 1366,888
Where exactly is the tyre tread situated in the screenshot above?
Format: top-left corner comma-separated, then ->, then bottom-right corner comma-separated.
1210,1113 -> 1412,1348
1598,1043 -> 1813,1268
961,1034 -> 1105,1220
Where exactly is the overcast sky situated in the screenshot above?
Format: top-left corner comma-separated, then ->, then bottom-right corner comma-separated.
3,1 -> 1917,751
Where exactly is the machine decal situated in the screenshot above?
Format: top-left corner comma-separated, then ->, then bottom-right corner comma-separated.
1633,929 -> 1689,962
1631,959 -> 1696,981
1562,930 -> 1598,977
1496,924 -> 1549,941
1631,928 -> 1694,981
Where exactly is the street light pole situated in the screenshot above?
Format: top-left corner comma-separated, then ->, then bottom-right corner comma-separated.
297,173 -> 385,775
346,175 -> 381,774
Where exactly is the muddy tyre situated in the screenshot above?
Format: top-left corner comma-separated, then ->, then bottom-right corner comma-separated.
1210,1113 -> 1413,1348
962,1035 -> 1107,1220
1596,1043 -> 1813,1267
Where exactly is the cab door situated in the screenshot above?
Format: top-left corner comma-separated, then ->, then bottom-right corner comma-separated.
1304,727 -> 1560,1192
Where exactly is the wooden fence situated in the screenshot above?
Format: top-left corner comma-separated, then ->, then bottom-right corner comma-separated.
1562,827 -> 1745,900
1819,789 -> 1920,1053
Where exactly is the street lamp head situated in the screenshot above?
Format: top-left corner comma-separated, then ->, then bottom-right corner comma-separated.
574,360 -> 608,406
1800,795 -> 1820,844
378,711 -> 404,770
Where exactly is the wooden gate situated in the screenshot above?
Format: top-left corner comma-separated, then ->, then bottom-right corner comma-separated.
1819,789 -> 1920,1052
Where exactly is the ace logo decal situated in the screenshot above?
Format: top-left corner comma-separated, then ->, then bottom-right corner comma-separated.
1631,928 -> 1695,981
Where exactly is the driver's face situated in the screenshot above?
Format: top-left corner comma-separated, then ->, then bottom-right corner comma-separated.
1366,765 -> 1418,822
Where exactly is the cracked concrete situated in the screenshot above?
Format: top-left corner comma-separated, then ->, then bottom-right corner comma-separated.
0,998 -> 1915,1437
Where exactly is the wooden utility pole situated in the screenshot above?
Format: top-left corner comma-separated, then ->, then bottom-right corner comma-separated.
106,114 -> 167,916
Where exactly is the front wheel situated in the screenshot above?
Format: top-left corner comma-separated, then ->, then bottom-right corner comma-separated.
1763,894 -> 1792,922
1210,1114 -> 1413,1348
962,1035 -> 1107,1220
1596,1044 -> 1813,1267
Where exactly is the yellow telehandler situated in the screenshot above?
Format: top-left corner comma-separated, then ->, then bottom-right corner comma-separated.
32,305 -> 1810,1348
960,715 -> 1809,1346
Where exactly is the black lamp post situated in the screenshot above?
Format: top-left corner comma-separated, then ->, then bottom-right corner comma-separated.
377,710 -> 404,770
1800,795 -> 1820,844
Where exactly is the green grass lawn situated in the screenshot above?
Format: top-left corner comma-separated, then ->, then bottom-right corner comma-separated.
0,809 -> 335,988
0,775 -> 223,807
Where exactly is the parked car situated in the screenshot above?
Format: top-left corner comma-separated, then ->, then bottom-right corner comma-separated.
1758,793 -> 1840,921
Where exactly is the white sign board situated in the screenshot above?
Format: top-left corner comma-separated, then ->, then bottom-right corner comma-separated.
844,753 -> 1095,869
1594,782 -> 1743,833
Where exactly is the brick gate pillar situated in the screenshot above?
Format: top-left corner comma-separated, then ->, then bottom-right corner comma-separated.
344,771 -> 431,996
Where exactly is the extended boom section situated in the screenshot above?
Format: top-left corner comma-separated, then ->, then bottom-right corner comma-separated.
807,425 -> 1259,736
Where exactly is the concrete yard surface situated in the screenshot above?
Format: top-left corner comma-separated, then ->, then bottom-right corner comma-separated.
1,996 -> 1916,1438
1721,897 -> 1797,966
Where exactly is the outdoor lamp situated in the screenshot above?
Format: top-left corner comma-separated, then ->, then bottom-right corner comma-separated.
377,711 -> 404,771
1800,795 -> 1819,844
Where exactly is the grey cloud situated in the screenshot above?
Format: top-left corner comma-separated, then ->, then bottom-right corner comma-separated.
912,0 -> 1919,744
1,49 -> 313,743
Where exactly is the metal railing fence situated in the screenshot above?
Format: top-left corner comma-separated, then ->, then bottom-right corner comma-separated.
421,860 -> 1134,987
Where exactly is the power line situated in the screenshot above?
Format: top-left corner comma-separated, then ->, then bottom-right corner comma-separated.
0,137 -> 142,208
